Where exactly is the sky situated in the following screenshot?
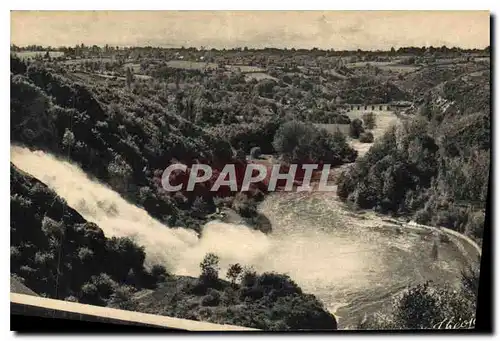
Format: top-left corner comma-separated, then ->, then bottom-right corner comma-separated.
11,11 -> 490,50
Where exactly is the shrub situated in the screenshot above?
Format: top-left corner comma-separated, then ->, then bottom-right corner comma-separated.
241,266 -> 258,287
150,264 -> 168,282
41,216 -> 65,238
349,118 -> 365,139
64,296 -> 78,302
62,128 -> 75,148
359,131 -> 374,143
108,285 -> 138,311
201,288 -> 221,306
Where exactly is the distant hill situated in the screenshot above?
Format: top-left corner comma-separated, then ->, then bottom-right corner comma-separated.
394,62 -> 489,100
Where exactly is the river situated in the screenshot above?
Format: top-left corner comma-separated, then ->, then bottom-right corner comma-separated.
257,190 -> 476,328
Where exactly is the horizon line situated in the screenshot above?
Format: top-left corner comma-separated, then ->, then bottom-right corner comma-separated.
10,43 -> 491,51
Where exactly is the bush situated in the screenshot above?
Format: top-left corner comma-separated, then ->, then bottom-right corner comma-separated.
150,264 -> 168,282
241,266 -> 258,287
233,148 -> 246,161
201,288 -> 221,306
108,285 -> 138,311
41,216 -> 65,238
90,273 -> 117,299
349,118 -> 365,139
256,272 -> 303,298
359,131 -> 374,143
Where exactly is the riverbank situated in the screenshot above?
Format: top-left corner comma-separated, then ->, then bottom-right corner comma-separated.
255,189 -> 474,329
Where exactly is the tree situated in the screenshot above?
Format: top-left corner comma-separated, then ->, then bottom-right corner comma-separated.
272,121 -> 317,161
199,253 -> 220,283
359,131 -> 374,143
460,264 -> 480,299
273,120 -> 356,164
126,67 -> 134,88
431,240 -> 439,261
226,263 -> 243,285
41,216 -> 65,239
191,196 -> 215,218
362,112 -> 376,129
62,129 -> 75,148
349,118 -> 365,139
107,155 -> 133,192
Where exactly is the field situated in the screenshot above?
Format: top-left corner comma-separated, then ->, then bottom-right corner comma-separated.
244,72 -> 277,82
227,65 -> 265,73
14,51 -> 64,60
166,60 -> 218,70
346,61 -> 420,74
316,108 -> 402,157
123,62 -> 142,73
315,123 -> 350,136
68,71 -> 152,84
165,60 -> 266,74
325,70 -> 348,80
62,57 -> 114,65
378,64 -> 420,74
346,61 -> 395,68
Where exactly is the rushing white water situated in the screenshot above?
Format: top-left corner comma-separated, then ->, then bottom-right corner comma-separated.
10,145 -> 266,276
11,145 -> 475,329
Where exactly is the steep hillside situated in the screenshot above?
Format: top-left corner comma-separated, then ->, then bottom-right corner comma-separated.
337,70 -> 490,242
10,163 -> 164,304
132,272 -> 337,331
394,62 -> 489,99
